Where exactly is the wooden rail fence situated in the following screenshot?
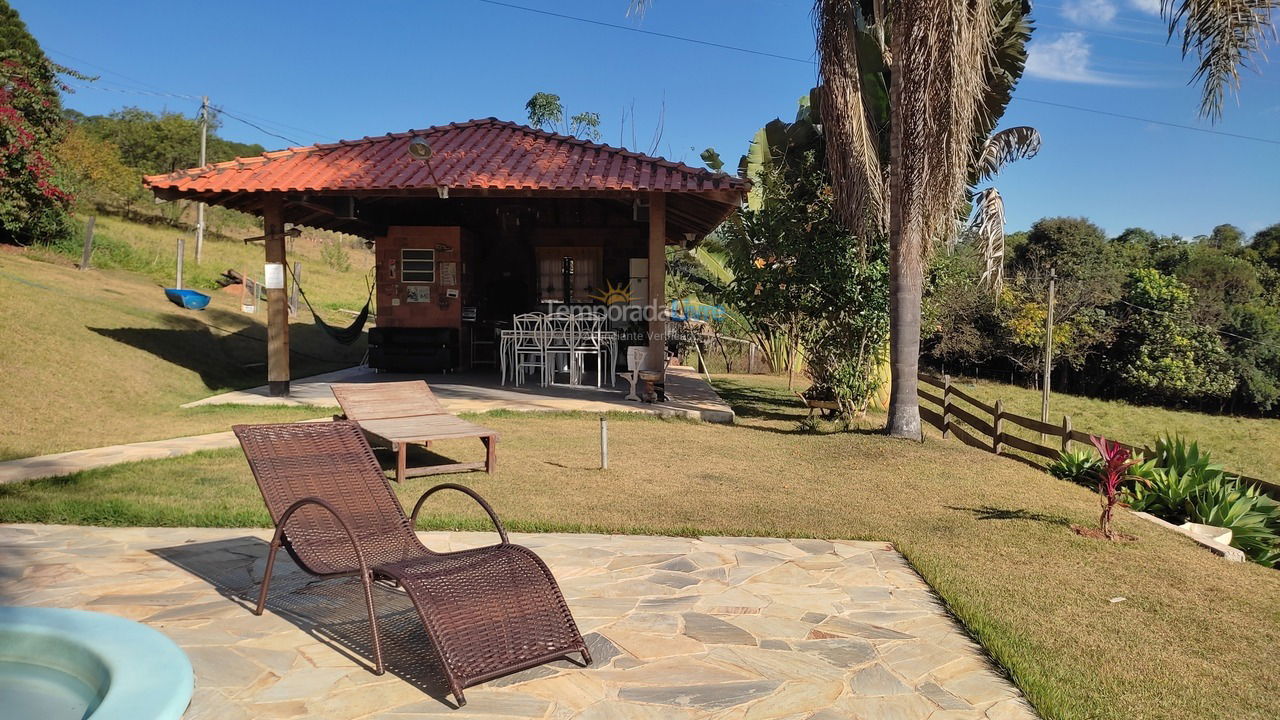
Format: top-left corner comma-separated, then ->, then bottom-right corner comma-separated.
917,373 -> 1280,498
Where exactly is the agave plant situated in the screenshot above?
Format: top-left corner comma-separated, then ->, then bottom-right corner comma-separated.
1090,436 -> 1139,540
1152,434 -> 1227,483
1185,477 -> 1280,566
1126,435 -> 1224,519
1047,448 -> 1102,487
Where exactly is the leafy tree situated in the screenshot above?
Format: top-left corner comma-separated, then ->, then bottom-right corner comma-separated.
77,108 -> 263,176
1169,244 -> 1261,327
1245,223 -> 1280,272
55,124 -> 144,211
721,152 -> 889,415
1109,269 -> 1234,404
0,0 -> 78,244
524,92 -> 601,141
1199,223 -> 1245,251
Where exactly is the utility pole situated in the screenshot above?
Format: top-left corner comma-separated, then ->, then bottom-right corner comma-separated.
195,96 -> 209,265
1040,268 -> 1057,440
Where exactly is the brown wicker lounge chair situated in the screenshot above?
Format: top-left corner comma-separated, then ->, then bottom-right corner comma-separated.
232,421 -> 590,706
330,380 -> 498,483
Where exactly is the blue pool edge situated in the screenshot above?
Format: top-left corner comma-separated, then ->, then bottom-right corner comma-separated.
0,606 -> 193,720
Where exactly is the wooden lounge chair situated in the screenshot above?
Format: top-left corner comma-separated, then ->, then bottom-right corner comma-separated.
330,380 -> 498,483
232,421 -> 591,706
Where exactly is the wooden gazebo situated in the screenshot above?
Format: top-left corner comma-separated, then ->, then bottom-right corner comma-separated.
144,118 -> 747,395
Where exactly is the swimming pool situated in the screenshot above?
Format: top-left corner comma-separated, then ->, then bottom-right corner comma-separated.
0,607 -> 192,720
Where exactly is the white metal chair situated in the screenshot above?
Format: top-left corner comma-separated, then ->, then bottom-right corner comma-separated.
570,312 -> 610,388
511,313 -> 548,387
543,312 -> 575,386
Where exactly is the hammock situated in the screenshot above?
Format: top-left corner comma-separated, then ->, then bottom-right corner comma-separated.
288,264 -> 373,345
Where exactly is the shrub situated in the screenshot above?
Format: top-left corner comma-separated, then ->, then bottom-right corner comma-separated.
1186,477 -> 1280,567
321,236 -> 351,272
1090,436 -> 1138,540
1047,448 -> 1102,486
1125,434 -> 1280,566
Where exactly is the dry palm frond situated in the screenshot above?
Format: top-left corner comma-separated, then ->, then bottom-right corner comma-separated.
970,187 -> 1006,293
627,0 -> 653,17
1162,0 -> 1278,121
974,126 -> 1041,183
815,0 -> 890,235
890,0 -> 999,272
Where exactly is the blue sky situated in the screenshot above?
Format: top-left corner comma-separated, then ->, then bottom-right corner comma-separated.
17,0 -> 1280,238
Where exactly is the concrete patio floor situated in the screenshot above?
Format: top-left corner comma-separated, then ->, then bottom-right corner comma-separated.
183,365 -> 735,424
1,524 -> 1035,719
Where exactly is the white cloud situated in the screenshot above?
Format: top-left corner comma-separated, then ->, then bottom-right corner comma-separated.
1062,0 -> 1118,25
1129,0 -> 1162,15
1025,32 -> 1136,85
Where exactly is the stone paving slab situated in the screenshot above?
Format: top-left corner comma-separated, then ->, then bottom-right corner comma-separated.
0,524 -> 1038,719
0,431 -> 241,485
0,366 -> 731,485
183,365 -> 735,423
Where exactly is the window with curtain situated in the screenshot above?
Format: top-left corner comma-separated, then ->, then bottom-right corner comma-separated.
536,246 -> 602,302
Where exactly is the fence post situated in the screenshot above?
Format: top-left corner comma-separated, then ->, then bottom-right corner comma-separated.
747,344 -> 757,374
992,398 -> 1004,455
941,374 -> 952,439
1061,415 -> 1072,453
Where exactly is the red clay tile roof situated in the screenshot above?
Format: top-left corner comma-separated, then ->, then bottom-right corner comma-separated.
143,117 -> 747,196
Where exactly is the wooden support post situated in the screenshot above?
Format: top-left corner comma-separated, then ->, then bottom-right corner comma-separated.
600,417 -> 608,470
1040,268 -> 1057,443
993,398 -> 1004,455
747,343 -> 757,374
1062,415 -> 1073,453
941,374 -> 952,439
79,216 -> 95,270
175,237 -> 185,289
263,195 -> 290,397
646,191 -> 667,372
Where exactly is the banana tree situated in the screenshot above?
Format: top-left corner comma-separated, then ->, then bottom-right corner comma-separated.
967,125 -> 1041,293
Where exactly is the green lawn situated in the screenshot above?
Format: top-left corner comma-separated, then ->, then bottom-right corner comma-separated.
2,375 -> 1276,720
942,376 -> 1280,481
0,215 -> 371,460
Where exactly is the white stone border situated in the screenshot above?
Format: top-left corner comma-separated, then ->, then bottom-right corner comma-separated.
1129,511 -> 1246,562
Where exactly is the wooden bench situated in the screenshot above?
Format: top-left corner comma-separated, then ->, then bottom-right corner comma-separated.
330,381 -> 498,483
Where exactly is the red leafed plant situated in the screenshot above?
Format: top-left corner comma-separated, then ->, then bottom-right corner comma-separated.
1090,435 -> 1138,540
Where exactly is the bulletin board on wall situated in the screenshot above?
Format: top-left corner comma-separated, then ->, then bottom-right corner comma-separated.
374,226 -> 467,329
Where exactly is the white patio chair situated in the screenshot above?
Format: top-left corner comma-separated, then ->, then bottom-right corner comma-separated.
511,313 -> 548,387
543,312 -> 575,385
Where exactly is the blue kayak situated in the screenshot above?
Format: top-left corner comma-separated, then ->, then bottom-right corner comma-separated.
164,288 -> 211,310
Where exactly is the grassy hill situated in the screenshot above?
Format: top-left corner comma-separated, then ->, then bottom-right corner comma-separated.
0,214 -> 373,460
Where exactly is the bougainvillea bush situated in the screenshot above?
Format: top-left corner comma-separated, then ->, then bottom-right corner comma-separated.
0,5 -> 76,245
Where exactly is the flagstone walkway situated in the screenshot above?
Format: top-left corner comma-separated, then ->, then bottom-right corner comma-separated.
0,524 -> 1037,719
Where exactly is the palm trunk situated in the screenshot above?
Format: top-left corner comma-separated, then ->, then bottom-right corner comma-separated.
886,231 -> 923,438
884,17 -> 922,440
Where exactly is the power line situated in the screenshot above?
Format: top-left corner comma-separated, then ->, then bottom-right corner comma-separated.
471,0 -> 815,65
472,0 -> 1280,148
1118,299 -> 1280,350
1015,97 -> 1280,146
46,48 -> 201,100
213,106 -> 304,147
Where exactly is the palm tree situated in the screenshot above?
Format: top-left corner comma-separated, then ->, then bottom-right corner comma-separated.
814,0 -> 1273,438
634,0 -> 1273,438
1160,1 -> 1277,121
816,0 -> 1034,438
